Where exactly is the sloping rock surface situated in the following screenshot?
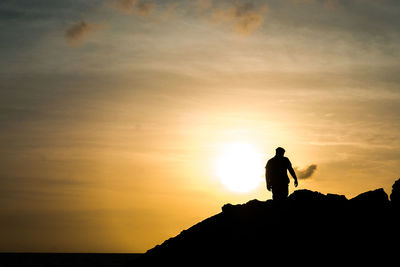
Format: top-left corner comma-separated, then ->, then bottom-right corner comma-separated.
140,180 -> 400,265
391,178 -> 400,206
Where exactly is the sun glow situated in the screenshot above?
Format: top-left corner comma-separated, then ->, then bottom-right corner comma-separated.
216,143 -> 264,193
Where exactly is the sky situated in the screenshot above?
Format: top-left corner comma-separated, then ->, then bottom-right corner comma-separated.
1,0 -> 400,253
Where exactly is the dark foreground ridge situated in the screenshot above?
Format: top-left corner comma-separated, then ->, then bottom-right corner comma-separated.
140,179 -> 400,265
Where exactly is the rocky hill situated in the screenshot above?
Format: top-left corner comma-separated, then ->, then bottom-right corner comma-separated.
139,179 -> 400,265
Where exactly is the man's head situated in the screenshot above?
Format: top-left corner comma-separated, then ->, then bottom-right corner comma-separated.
275,147 -> 285,157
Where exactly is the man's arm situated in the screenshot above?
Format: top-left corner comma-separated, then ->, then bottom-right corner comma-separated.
265,162 -> 272,191
287,159 -> 298,187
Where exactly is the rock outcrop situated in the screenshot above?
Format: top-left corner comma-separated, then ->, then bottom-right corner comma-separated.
391,178 -> 400,206
140,180 -> 400,265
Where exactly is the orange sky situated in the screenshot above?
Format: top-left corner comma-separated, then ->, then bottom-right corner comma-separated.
1,0 -> 400,252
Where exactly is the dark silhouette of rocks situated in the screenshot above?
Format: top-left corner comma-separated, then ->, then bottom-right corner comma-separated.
350,188 -> 389,206
140,180 -> 400,265
390,178 -> 400,207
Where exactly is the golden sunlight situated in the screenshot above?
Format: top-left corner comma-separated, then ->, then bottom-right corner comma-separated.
216,143 -> 264,193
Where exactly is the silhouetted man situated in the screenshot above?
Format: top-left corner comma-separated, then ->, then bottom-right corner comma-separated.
265,147 -> 298,201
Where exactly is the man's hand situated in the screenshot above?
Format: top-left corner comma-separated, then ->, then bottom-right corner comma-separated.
294,179 -> 298,188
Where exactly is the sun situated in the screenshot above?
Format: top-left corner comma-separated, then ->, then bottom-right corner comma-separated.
216,143 -> 264,193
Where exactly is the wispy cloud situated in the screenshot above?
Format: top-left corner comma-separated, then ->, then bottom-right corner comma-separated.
110,0 -> 266,34
114,0 -> 137,12
295,164 -> 318,179
113,0 -> 155,16
211,1 -> 267,35
321,0 -> 341,10
136,0 -> 154,15
64,20 -> 102,44
49,0 -> 400,47
196,0 -> 214,12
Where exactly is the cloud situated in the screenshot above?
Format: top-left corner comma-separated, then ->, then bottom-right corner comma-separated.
111,0 -> 266,34
113,0 -> 154,16
196,0 -> 214,11
295,164 -> 318,179
290,0 -> 344,10
136,0 -> 154,15
323,0 -> 341,10
64,20 -> 100,44
211,1 -> 267,35
114,0 -> 137,12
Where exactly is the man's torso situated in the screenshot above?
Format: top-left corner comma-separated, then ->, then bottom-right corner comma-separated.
266,156 -> 290,185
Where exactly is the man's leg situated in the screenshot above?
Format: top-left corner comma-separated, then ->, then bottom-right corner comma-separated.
272,185 -> 289,201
